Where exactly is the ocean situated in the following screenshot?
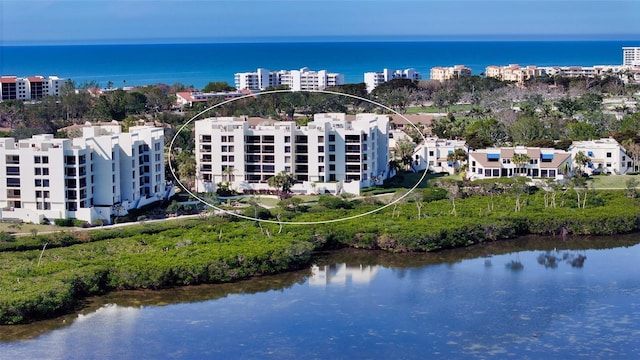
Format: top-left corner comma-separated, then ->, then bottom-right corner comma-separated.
0,41 -> 636,89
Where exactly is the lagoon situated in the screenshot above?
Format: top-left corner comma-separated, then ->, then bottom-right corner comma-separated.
2,234 -> 639,359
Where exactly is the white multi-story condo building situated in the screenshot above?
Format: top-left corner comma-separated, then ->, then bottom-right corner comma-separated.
0,75 -> 67,101
363,68 -> 421,93
569,138 -> 633,175
234,68 -> 345,91
623,47 -> 640,66
429,65 -> 471,82
195,113 -> 389,196
0,125 -> 171,225
467,147 -> 572,181
412,137 -> 468,175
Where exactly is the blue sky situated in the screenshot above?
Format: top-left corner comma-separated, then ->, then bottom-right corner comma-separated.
2,0 -> 639,44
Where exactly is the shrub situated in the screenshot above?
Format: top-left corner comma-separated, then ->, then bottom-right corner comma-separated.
54,218 -> 74,227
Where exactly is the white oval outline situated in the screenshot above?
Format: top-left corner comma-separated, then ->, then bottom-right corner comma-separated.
169,89 -> 428,225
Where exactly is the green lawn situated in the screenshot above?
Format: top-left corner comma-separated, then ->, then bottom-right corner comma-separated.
0,222 -> 59,235
405,104 -> 474,114
590,174 -> 640,189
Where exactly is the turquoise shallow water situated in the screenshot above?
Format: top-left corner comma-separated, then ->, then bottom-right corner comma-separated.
0,41 -> 634,88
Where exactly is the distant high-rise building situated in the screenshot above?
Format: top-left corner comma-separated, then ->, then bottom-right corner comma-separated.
363,68 -> 421,93
0,75 -> 67,101
429,65 -> 471,82
622,47 -> 640,66
234,68 -> 344,91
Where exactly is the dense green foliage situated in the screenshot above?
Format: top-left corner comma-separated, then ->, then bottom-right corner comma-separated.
2,188 -> 640,324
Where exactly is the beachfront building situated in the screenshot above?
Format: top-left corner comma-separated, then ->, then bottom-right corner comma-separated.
568,138 -> 633,175
0,125 -> 172,225
623,47 -> 640,66
194,113 -> 389,196
363,68 -> 421,93
540,65 -> 635,80
467,147 -> 572,181
412,137 -> 468,175
234,68 -> 344,91
429,65 -> 471,82
0,75 -> 67,101
485,65 -> 545,84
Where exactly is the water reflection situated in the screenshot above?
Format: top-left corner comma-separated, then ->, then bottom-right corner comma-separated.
309,264 -> 379,286
537,250 -> 587,268
1,234 -> 639,359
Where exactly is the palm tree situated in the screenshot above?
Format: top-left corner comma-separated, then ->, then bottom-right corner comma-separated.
446,148 -> 468,173
394,137 -> 416,171
621,138 -> 640,172
267,171 -> 295,199
511,153 -> 531,177
573,151 -> 591,177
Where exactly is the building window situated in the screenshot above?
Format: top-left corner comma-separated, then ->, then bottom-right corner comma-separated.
318,156 -> 324,162
284,136 -> 291,143
285,146 -> 291,153
606,152 -> 612,158
318,166 -> 325,172
429,151 -> 434,157
318,146 -> 324,152
329,154 -> 336,161
329,144 -> 335,152
329,164 -> 336,171
329,134 -> 335,142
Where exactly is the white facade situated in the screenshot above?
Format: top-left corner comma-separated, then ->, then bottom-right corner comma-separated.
234,68 -> 344,91
363,68 -> 421,93
569,138 -> 633,175
0,125 -> 171,225
467,147 -> 572,181
195,113 -> 389,196
623,47 -> 640,66
0,75 -> 66,101
412,137 -> 468,174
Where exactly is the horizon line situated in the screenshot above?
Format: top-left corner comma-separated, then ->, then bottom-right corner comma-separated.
2,34 -> 640,47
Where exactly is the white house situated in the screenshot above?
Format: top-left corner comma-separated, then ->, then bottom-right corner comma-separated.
467,146 -> 572,181
194,113 -> 389,196
412,137 -> 468,174
569,138 -> 633,175
0,125 -> 172,225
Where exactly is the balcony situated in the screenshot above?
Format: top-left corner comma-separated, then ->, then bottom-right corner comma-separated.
345,135 -> 360,143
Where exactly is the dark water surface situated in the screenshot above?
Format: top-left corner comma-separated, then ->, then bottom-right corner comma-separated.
2,235 -> 639,359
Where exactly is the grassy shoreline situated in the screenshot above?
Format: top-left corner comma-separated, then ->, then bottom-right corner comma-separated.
2,189 -> 640,325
